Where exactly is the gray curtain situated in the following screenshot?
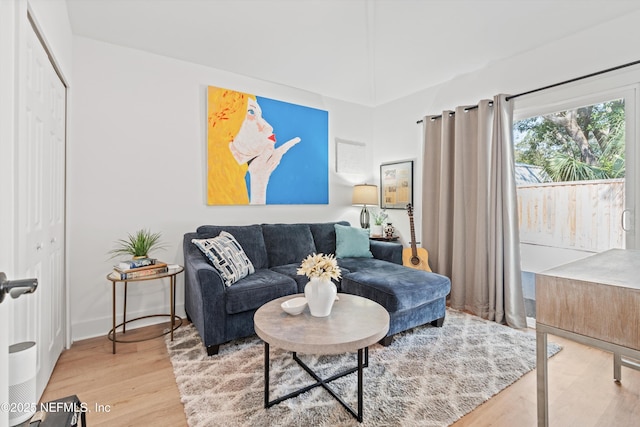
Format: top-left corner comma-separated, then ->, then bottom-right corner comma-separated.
421,94 -> 526,328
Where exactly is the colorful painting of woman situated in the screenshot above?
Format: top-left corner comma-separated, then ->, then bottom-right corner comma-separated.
207,86 -> 328,205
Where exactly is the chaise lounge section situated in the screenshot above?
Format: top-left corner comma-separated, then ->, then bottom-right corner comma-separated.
183,221 -> 451,355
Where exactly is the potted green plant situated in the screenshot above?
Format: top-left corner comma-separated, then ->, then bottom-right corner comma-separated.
108,229 -> 167,259
371,209 -> 388,237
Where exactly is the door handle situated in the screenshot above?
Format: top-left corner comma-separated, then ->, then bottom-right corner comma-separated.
0,272 -> 38,304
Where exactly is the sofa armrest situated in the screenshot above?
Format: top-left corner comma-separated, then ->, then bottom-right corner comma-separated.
370,240 -> 402,265
184,235 -> 226,294
187,257 -> 226,292
183,234 -> 227,346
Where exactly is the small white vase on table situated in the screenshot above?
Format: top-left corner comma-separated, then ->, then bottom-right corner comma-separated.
297,253 -> 342,317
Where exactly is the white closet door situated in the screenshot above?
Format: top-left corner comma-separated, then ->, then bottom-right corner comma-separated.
0,0 -> 16,423
16,20 -> 66,399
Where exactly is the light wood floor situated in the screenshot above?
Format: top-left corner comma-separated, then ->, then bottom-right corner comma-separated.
40,323 -> 187,426
41,322 -> 640,427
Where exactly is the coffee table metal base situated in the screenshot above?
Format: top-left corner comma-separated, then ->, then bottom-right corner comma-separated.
263,342 -> 369,422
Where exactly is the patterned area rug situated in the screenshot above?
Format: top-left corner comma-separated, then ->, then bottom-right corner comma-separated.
166,309 -> 560,426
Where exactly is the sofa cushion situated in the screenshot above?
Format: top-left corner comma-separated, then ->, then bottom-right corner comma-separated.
334,224 -> 373,258
341,267 -> 451,312
225,269 -> 297,314
191,232 -> 255,287
337,257 -> 392,273
196,224 -> 268,269
309,221 -> 349,255
262,224 -> 317,267
269,264 -> 309,293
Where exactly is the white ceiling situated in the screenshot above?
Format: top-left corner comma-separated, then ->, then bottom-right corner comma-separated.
65,0 -> 640,106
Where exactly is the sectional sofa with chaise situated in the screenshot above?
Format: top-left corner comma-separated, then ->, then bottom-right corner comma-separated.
183,221 -> 451,355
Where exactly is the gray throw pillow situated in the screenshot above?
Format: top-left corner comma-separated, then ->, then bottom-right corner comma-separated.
192,231 -> 255,286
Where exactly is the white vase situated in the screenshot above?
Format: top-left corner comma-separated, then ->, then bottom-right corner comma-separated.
304,277 -> 337,317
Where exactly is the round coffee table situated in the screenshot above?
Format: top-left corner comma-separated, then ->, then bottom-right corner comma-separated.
254,293 -> 389,422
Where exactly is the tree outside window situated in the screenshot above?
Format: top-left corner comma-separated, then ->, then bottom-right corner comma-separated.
514,99 -> 625,182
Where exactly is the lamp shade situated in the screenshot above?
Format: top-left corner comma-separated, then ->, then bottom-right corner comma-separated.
352,184 -> 378,206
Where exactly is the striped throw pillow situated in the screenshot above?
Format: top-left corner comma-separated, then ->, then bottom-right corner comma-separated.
192,231 -> 255,286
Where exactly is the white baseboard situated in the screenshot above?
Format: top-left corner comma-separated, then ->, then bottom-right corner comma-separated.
71,303 -> 186,343
526,316 -> 536,329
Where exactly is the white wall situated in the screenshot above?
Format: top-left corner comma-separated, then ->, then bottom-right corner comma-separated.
69,37 -> 374,340
69,8 -> 640,341
372,9 -> 640,251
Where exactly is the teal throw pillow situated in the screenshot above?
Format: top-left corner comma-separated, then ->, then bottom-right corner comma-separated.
334,224 -> 373,259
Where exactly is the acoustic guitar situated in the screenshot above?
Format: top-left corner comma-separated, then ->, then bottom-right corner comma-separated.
402,203 -> 432,272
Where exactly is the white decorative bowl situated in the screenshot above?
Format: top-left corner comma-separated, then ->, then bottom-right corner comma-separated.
281,297 -> 308,315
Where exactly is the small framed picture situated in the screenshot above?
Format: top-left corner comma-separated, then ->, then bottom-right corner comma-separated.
380,160 -> 413,209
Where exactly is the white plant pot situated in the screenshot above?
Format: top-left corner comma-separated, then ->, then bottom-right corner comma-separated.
370,225 -> 383,237
304,277 -> 337,317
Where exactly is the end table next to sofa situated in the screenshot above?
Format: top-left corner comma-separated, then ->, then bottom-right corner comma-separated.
106,265 -> 184,354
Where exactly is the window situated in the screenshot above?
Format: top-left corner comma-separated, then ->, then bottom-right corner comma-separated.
514,99 -> 625,184
514,91 -> 634,257
512,85 -> 638,322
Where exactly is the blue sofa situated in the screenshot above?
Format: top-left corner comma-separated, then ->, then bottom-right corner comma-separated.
183,221 -> 451,355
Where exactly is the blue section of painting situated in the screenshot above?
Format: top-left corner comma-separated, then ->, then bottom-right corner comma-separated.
251,96 -> 328,204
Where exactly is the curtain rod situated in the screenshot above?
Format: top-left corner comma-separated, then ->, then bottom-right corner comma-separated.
416,59 -> 640,124
418,102 -> 494,122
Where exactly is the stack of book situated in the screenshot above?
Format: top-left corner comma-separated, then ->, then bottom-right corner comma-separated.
111,258 -> 169,280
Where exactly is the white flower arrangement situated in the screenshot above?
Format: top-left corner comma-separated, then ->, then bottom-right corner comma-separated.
297,253 -> 342,281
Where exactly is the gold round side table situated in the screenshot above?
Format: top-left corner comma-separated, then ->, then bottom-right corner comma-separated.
106,265 -> 184,354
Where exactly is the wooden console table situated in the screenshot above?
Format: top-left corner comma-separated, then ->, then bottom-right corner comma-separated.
535,249 -> 640,426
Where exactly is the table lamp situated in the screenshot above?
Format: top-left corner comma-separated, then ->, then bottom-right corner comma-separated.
352,184 -> 378,229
